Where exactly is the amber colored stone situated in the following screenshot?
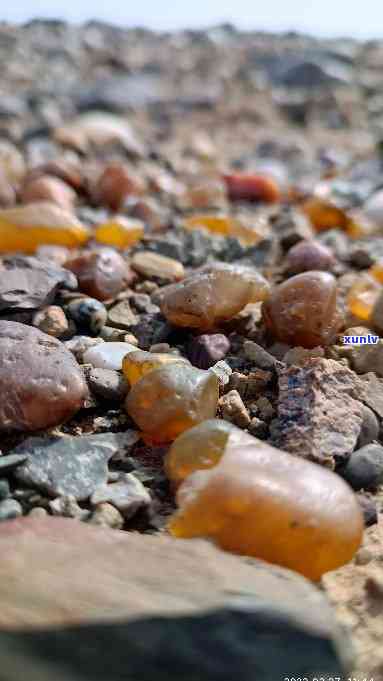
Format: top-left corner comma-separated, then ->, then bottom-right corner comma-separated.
66,248 -> 132,301
0,320 -> 88,432
131,251 -> 184,282
122,350 -> 189,386
164,418 -> 239,487
302,197 -> 348,232
347,274 -> 381,321
369,260 -> 383,284
125,364 -> 219,443
94,162 -> 143,211
0,202 -> 89,253
183,214 -> 265,246
223,173 -> 281,203
95,216 -> 144,249
169,435 -> 363,581
21,175 -> 76,211
161,263 -> 270,330
285,240 -> 336,274
263,271 -> 340,348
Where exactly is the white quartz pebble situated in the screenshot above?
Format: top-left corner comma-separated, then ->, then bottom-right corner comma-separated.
83,342 -> 137,370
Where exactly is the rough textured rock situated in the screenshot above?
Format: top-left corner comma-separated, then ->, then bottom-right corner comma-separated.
275,358 -> 363,465
14,433 -> 138,500
338,444 -> 383,491
0,321 -> 88,432
87,368 -> 128,401
90,473 -> 151,518
219,390 -> 251,429
0,255 -> 76,311
0,516 -> 350,681
186,333 -> 230,369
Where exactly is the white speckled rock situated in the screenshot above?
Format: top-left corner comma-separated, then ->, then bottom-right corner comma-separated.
83,342 -> 138,370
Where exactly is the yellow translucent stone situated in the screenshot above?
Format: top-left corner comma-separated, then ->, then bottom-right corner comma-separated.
183,214 -> 264,246
160,263 -> 270,330
169,436 -> 363,581
95,216 -> 144,249
0,202 -> 89,253
125,364 -> 219,443
347,274 -> 381,321
302,197 -> 348,232
164,418 -> 241,487
122,350 -> 189,386
346,209 -> 377,239
369,260 -> 383,284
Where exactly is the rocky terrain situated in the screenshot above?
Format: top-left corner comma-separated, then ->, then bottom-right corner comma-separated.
1,18 -> 383,680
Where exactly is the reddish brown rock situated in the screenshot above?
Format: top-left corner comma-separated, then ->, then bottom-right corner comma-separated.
20,175 -> 76,211
0,321 -> 87,432
285,240 -> 336,274
65,248 -> 133,301
275,358 -> 363,466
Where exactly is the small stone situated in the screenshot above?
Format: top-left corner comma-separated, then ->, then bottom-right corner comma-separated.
0,454 -> 28,472
67,298 -> 107,335
32,305 -> 69,338
28,507 -> 48,519
66,248 -> 132,301
95,216 -> 144,248
21,175 -> 76,211
276,358 -> 363,466
83,341 -> 137,370
94,163 -> 144,211
285,240 -> 336,274
248,416 -> 268,438
64,335 -> 104,362
14,433 -> 136,500
0,321 -> 88,432
357,404 -> 380,448
54,113 -> 145,156
223,173 -> 281,203
219,390 -> 251,429
338,444 -> 383,491
243,341 -> 277,369
130,293 -> 159,315
0,480 -> 10,500
256,396 -> 275,421
187,334 -> 230,369
49,495 -> 90,520
87,368 -> 128,401
283,346 -> 325,367
209,360 -> 232,388
91,473 -> 151,519
107,300 -> 138,329
131,251 -> 184,282
273,208 -> 313,251
122,350 -> 188,386
354,547 -> 374,566
99,326 -> 127,341
126,364 -> 219,443
357,494 -> 378,527
0,499 -> 22,521
89,502 -> 124,529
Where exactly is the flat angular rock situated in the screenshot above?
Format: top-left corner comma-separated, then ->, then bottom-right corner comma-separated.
14,433 -> 137,500
0,517 -> 350,680
275,358 -> 363,466
0,255 -> 76,311
0,321 -> 88,432
91,473 -> 151,518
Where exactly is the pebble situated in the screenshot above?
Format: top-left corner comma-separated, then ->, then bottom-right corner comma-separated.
94,162 -> 143,211
0,499 -> 22,521
49,495 -> 90,520
21,174 -> 76,211
91,473 -> 151,519
338,444 -> 383,491
28,507 -> 48,518
0,480 -> 10,500
83,341 -> 138,370
89,502 -> 124,529
357,404 -> 380,448
95,217 -> 144,248
0,454 -> 28,472
99,326 -> 127,341
243,341 -> 278,369
87,368 -> 129,401
14,433 -> 136,500
219,390 -> 251,429
32,305 -> 69,337
67,297 -> 107,334
66,248 -> 133,301
107,299 -> 138,329
209,360 -> 232,388
0,321 -> 88,432
187,333 -> 230,369
64,335 -> 104,362
285,240 -> 336,274
357,494 -> 378,527
131,251 -> 185,282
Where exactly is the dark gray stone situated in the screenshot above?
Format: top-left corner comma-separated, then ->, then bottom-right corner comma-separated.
66,298 -> 107,335
187,334 -> 230,369
0,499 -> 22,521
87,368 -> 128,402
14,433 -> 138,500
0,454 -> 28,473
338,443 -> 383,491
0,256 -> 77,311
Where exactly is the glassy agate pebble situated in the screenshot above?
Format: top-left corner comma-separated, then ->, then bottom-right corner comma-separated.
125,364 -> 219,443
169,434 -> 363,580
160,263 -> 270,330
65,248 -> 132,301
262,271 -> 340,348
122,350 -> 188,386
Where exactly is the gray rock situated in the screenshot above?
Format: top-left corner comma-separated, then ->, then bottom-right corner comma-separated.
339,443 -> 383,491
91,473 -> 151,518
107,300 -> 138,330
243,341 -> 278,369
0,517 -> 351,680
64,335 -> 104,362
0,256 -> 76,311
49,496 -> 90,521
0,454 -> 28,472
87,368 -> 128,402
14,433 -> 138,500
357,404 -> 380,448
0,499 -> 22,521
66,298 -> 107,335
0,480 -> 10,500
